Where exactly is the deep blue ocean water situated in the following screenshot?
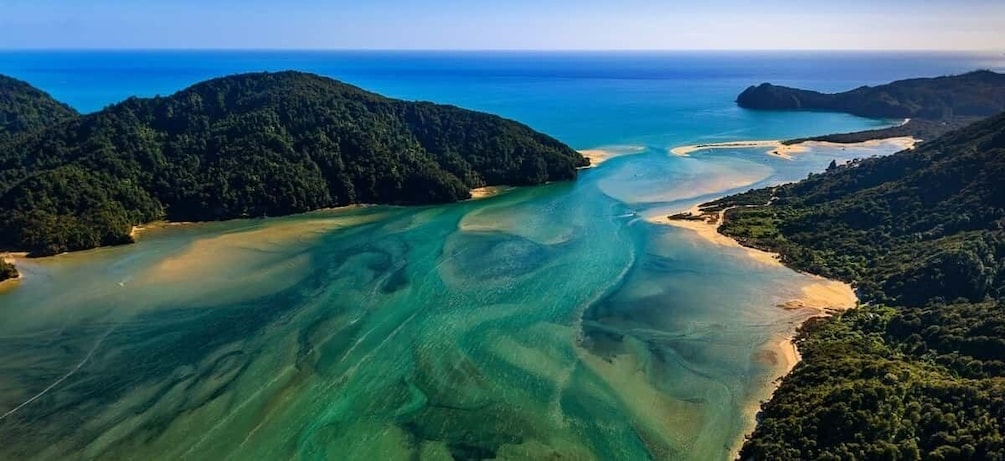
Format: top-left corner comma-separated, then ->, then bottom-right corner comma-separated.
0,51 -> 1003,460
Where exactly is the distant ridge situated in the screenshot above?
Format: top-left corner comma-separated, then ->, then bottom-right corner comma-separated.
737,70 -> 1005,120
0,71 -> 588,256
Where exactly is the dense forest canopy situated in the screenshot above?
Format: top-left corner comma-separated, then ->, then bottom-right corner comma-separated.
737,70 -> 1005,120
0,71 -> 587,256
0,74 -> 78,142
713,113 -> 1005,460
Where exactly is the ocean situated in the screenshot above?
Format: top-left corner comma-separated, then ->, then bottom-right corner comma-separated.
0,51 -> 1001,460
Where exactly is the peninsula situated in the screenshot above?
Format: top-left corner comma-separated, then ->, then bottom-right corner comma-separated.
738,70 -> 1005,144
0,71 -> 587,257
705,112 -> 1005,459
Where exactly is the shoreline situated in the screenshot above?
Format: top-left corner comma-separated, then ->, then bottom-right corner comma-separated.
0,252 -> 26,289
670,136 -> 918,160
650,203 -> 857,459
578,146 -> 647,169
469,186 -> 514,200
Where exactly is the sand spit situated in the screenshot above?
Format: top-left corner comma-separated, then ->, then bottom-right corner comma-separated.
648,205 -> 783,267
670,136 -> 918,160
579,145 -> 647,168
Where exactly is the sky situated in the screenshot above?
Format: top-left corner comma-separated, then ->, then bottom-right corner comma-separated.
1,0 -> 1003,50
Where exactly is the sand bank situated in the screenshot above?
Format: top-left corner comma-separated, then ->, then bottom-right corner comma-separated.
670,136 -> 918,161
670,140 -> 808,159
648,205 -> 782,267
579,145 -> 646,168
469,186 -> 513,200
803,136 -> 918,153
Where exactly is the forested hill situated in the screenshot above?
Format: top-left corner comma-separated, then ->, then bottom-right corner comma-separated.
0,75 -> 78,141
736,70 -> 1005,120
711,113 -> 1005,459
0,71 -> 587,256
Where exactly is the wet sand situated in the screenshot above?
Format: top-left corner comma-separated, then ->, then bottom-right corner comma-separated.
648,205 -> 782,267
670,141 -> 808,159
469,186 -> 513,200
0,253 -> 23,291
651,202 -> 857,460
670,136 -> 918,160
579,146 -> 646,168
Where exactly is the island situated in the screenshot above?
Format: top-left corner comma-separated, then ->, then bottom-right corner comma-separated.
695,112 -> 1005,459
738,70 -> 1005,144
0,71 -> 588,258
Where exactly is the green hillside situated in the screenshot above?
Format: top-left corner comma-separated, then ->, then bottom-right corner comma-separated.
710,113 -> 1005,459
0,74 -> 78,141
0,71 -> 587,256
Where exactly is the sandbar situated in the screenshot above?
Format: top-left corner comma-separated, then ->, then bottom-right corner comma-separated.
670,136 -> 918,160
578,145 -> 646,169
648,205 -> 782,267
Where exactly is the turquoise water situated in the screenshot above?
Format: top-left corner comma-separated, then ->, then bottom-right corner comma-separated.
0,52 -> 1002,460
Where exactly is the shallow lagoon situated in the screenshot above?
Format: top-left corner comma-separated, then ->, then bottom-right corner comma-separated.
3,50 -> 1000,460
0,140 -> 903,460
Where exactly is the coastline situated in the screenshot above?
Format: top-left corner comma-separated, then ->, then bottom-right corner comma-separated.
469,186 -> 514,200
0,252 -> 26,290
578,146 -> 647,169
650,202 -> 857,459
670,136 -> 918,160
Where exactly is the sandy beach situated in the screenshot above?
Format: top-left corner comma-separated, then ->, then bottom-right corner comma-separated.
670,136 -> 918,161
469,186 -> 514,200
578,146 -> 647,168
652,200 -> 858,459
0,252 -> 25,289
670,140 -> 809,159
648,205 -> 783,267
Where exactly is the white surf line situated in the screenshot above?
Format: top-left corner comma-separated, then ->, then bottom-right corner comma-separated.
0,324 -> 115,421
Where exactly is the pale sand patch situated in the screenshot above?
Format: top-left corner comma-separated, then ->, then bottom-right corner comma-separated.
130,221 -> 196,240
578,146 -> 646,168
670,140 -> 805,159
468,186 -> 513,201
0,252 -> 24,291
579,149 -> 616,167
132,213 -> 388,305
803,136 -> 919,152
779,278 -> 858,314
648,205 -> 782,268
669,136 -> 918,160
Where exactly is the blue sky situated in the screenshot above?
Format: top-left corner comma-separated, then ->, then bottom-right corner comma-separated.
2,0 -> 1003,50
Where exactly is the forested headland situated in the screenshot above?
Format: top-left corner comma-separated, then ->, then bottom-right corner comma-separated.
710,112 -> 1005,460
0,71 -> 587,257
737,70 -> 1005,144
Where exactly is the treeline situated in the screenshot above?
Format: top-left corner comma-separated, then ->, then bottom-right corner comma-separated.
0,71 -> 587,256
737,70 -> 1005,120
718,112 -> 1005,459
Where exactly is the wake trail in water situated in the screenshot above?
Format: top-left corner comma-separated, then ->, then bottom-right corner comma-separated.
0,324 -> 116,422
